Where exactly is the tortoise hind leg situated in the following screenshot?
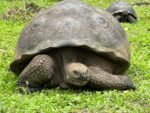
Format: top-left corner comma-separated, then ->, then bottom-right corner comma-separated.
88,66 -> 136,90
18,54 -> 55,93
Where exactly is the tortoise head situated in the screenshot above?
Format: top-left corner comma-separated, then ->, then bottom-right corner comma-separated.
65,63 -> 89,86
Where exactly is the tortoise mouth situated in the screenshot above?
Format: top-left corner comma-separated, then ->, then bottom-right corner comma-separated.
66,76 -> 89,86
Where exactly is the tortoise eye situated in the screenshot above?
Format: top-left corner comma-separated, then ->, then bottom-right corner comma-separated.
73,70 -> 79,75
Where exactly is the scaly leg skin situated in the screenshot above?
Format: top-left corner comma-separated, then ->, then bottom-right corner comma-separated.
64,63 -> 89,87
115,15 -> 122,22
128,15 -> 136,23
88,66 -> 136,90
17,54 -> 55,93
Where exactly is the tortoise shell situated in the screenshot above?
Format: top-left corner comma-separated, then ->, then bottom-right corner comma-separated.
10,0 -> 130,75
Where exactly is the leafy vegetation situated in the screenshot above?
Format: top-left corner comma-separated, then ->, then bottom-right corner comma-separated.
0,0 -> 150,112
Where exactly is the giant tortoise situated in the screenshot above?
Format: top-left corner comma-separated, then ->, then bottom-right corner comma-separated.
10,0 -> 135,92
107,1 -> 137,23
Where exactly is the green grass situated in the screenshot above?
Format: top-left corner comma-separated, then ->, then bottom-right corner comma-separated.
0,0 -> 150,112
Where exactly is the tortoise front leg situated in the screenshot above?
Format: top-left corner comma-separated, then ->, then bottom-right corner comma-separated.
128,15 -> 136,23
88,66 -> 136,90
115,15 -> 122,22
18,54 -> 55,93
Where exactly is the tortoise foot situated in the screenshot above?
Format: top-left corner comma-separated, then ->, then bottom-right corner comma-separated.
17,81 -> 43,93
121,76 -> 136,90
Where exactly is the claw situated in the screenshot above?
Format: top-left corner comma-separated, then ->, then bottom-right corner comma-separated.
17,80 -> 43,94
122,76 -> 136,90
